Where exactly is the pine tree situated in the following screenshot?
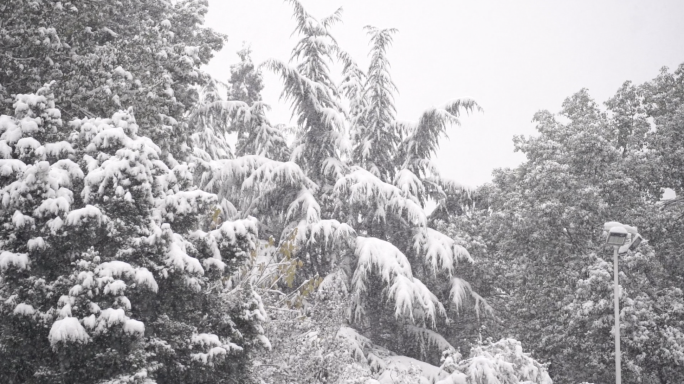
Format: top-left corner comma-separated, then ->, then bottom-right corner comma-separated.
0,84 -> 266,383
187,47 -> 290,163
351,26 -> 400,182
257,2 -> 489,366
188,78 -> 234,161
228,47 -> 290,161
337,32 -> 484,361
227,46 -> 264,106
263,0 -> 347,187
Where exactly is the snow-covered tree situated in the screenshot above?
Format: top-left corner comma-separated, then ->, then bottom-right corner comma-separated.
351,26 -> 400,182
188,78 -> 234,161
264,0 -> 347,187
334,31 -> 485,363
188,46 -> 290,164
227,47 -> 290,161
227,45 -> 264,107
468,72 -> 684,383
557,250 -> 684,383
219,2 -> 491,369
637,64 -> 684,285
436,339 -> 552,384
0,2 -> 559,383
0,0 -> 226,159
0,85 -> 266,383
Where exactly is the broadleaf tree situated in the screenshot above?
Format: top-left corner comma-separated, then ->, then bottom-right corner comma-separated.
456,67 -> 684,383
0,0 -> 226,159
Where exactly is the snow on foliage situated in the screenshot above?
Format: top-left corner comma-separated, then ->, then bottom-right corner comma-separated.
352,237 -> 445,325
191,216 -> 259,264
243,159 -> 315,194
96,261 -> 159,293
0,2 -> 539,382
0,251 -> 29,271
158,190 -> 217,223
65,204 -> 105,226
122,319 -> 145,336
413,227 -> 472,276
378,355 -> 442,384
335,168 -> 427,227
263,2 -> 348,185
396,99 -> 482,178
48,317 -> 90,347
1,0 -> 228,159
200,155 -> 271,195
190,332 -> 244,366
449,277 -> 490,316
394,169 -> 426,202
451,339 -> 553,384
337,325 -> 373,361
199,155 -> 317,225
13,302 -> 36,316
348,26 -> 401,184
0,86 -> 264,383
405,324 -> 454,352
292,219 -> 356,249
166,232 -> 205,276
0,159 -> 27,177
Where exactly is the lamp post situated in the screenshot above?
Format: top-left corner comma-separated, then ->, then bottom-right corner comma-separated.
604,222 -> 642,384
606,226 -> 627,384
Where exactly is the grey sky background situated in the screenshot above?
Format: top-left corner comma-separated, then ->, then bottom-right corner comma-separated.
203,0 -> 684,188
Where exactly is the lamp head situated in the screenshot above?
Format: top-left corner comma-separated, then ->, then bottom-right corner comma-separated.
606,226 -> 628,246
629,235 -> 643,251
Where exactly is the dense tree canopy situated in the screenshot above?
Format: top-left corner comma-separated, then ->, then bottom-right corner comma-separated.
3,1 -> 683,383
443,64 -> 684,384
0,84 -> 265,384
0,0 -> 225,158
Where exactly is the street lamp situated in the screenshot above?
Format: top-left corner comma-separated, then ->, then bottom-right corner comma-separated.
629,235 -> 643,252
606,226 -> 628,245
603,222 -> 642,384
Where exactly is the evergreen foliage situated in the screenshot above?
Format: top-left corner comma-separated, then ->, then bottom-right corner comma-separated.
351,26 -> 400,182
187,78 -> 234,161
244,1 -> 491,371
8,1 -> 683,383
263,0 -> 347,187
0,84 -> 265,384
229,48 -> 290,161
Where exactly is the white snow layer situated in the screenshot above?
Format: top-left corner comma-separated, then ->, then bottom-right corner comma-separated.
11,210 -> 35,228
352,237 -> 445,324
334,168 -> 427,227
192,333 -> 222,348
123,319 -> 145,336
413,228 -> 472,276
65,204 -> 104,226
0,251 -> 29,271
166,236 -> 204,275
96,261 -> 158,292
49,317 -> 90,346
13,303 -> 36,316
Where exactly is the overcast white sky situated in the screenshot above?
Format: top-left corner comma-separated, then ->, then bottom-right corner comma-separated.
203,0 -> 684,187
